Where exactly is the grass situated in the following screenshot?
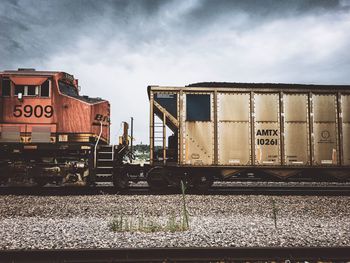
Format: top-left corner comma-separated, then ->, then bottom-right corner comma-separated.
109,180 -> 190,233
271,198 -> 278,229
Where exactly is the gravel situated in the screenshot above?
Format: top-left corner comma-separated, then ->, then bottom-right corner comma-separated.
0,195 -> 349,249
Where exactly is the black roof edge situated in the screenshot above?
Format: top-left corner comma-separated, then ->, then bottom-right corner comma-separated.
187,82 -> 350,89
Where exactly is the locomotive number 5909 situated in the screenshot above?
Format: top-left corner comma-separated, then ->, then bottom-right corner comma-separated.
13,105 -> 54,118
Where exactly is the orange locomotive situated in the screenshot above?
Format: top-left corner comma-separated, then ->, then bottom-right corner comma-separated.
0,69 -> 112,185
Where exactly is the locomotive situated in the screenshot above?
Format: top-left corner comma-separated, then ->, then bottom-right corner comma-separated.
0,69 -> 116,186
1,69 -> 349,190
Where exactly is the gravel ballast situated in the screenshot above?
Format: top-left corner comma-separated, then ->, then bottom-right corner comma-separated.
0,195 -> 349,249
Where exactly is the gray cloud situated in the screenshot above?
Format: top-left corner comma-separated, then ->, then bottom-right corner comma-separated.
1,0 -> 348,68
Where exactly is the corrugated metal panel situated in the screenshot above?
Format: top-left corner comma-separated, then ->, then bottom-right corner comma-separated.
342,95 -> 350,165
313,94 -> 336,122
312,94 -> 338,165
218,93 -> 250,121
343,123 -> 350,165
342,95 -> 350,122
284,123 -> 309,165
217,93 -> 250,165
218,122 -> 250,165
313,123 -> 338,165
254,93 -> 280,165
284,94 -> 308,122
254,122 -> 280,165
255,93 -> 279,122
283,94 -> 310,165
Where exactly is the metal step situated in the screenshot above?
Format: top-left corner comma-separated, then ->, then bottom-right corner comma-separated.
96,173 -> 112,176
97,159 -> 113,161
95,182 -> 113,187
96,166 -> 113,169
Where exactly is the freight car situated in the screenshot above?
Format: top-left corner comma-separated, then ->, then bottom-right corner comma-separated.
146,83 -> 350,190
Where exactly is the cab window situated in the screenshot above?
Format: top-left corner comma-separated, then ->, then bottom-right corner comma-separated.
15,85 -> 37,96
59,81 -> 78,97
14,81 -> 50,97
40,80 -> 50,97
1,78 -> 11,96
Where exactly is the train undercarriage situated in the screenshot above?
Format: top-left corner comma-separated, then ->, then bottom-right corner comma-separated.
1,143 -> 349,191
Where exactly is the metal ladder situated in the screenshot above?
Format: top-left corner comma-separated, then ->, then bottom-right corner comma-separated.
153,120 -> 166,162
94,145 -> 114,186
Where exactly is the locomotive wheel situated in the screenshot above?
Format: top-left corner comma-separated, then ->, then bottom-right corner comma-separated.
114,173 -> 129,190
192,175 -> 213,192
113,168 -> 129,190
35,178 -> 47,187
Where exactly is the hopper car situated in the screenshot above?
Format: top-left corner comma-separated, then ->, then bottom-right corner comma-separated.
147,83 -> 350,190
0,69 -> 349,191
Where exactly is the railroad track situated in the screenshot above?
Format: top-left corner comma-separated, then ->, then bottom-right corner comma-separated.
0,185 -> 350,196
0,247 -> 349,262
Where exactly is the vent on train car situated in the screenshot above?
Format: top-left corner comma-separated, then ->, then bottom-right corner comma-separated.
18,68 -> 36,71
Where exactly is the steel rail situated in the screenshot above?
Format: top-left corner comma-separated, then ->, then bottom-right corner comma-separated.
1,185 -> 350,196
0,247 -> 349,262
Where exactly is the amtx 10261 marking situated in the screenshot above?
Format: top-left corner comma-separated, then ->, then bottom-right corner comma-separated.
256,129 -> 279,145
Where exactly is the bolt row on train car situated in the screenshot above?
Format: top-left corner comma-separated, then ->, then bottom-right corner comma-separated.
146,82 -> 350,190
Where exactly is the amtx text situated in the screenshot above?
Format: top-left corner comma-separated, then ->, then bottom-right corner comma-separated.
256,129 -> 278,136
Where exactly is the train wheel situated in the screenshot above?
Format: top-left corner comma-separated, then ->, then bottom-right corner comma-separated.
192,175 -> 213,192
148,177 -> 167,191
113,168 -> 129,190
147,167 -> 168,191
35,178 -> 47,187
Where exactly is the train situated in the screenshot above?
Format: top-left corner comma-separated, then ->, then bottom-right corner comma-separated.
1,69 -> 349,191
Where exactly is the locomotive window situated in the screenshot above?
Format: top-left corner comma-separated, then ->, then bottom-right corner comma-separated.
40,80 -> 50,97
1,78 -> 10,96
15,85 -> 39,96
27,85 -> 36,96
186,94 -> 211,121
15,85 -> 24,96
59,81 -> 78,97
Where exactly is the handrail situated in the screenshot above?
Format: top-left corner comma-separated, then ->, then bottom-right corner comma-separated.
94,121 -> 103,168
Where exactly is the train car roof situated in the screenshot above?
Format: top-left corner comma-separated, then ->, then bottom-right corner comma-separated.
187,82 -> 350,89
148,82 -> 350,93
0,70 -> 62,76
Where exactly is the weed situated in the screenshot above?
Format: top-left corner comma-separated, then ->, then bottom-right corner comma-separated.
181,180 -> 189,230
109,180 -> 190,233
271,198 -> 278,229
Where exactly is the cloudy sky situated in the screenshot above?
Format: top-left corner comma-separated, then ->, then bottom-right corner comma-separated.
1,0 -> 350,143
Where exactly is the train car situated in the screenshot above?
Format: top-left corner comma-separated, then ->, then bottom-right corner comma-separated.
0,69 -> 111,186
147,83 -> 350,190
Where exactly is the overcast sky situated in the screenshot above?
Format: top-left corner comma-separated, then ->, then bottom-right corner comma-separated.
1,0 -> 350,143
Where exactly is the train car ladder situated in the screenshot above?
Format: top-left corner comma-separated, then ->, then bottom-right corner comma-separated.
153,112 -> 167,164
